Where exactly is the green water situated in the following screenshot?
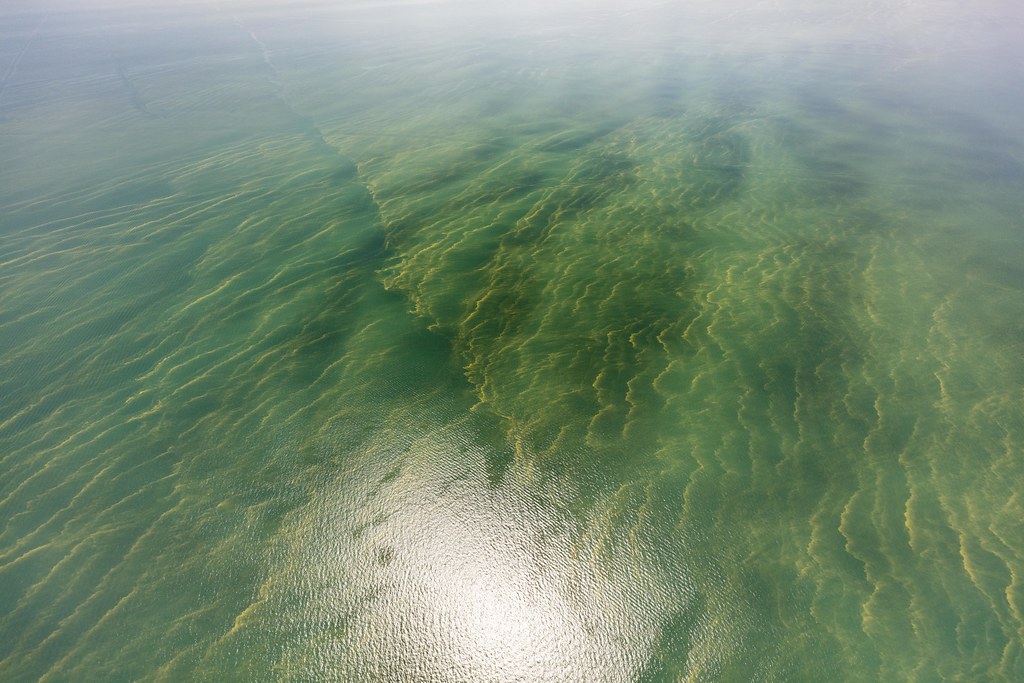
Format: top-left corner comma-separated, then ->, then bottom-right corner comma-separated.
2,0 -> 1023,680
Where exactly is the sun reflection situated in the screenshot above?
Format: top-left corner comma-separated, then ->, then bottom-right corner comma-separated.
404,483 -> 593,681
276,426 -> 675,681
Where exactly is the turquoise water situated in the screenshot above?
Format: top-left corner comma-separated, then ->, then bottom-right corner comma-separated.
2,0 -> 1023,680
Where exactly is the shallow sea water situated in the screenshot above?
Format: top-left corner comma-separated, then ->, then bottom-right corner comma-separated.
2,0 -> 1023,680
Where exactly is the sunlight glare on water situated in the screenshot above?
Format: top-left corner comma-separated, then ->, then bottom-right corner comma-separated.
274,425 -> 675,682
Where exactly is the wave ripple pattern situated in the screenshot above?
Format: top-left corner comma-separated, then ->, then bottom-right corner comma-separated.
1,1 -> 1023,681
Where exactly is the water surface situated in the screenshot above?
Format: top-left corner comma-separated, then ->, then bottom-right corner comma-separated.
2,0 -> 1023,680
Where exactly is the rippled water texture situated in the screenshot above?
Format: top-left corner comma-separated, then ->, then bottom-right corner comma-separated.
2,0 -> 1023,680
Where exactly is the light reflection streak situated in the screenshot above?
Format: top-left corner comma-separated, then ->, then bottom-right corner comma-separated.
278,425 -> 665,681
376,449 -> 628,682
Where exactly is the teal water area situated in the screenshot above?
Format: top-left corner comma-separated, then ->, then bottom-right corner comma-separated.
2,0 -> 1023,680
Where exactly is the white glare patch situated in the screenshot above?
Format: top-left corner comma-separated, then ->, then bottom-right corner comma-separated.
272,425 -> 665,682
